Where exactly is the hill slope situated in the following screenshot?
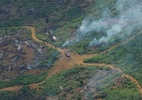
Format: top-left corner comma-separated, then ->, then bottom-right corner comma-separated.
1,0 -> 142,100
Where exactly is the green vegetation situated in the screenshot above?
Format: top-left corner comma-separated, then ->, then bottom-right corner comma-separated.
66,31 -> 107,54
0,72 -> 47,89
95,79 -> 142,100
1,67 -> 142,100
62,0 -> 119,54
0,0 -> 118,52
86,78 -> 142,100
0,27 -> 22,35
1,0 -> 142,99
103,88 -> 142,100
91,0 -> 117,17
41,67 -> 98,96
0,86 -> 46,100
40,66 -> 142,99
38,47 -> 60,68
36,33 -> 48,42
0,0 -> 86,27
84,32 -> 142,86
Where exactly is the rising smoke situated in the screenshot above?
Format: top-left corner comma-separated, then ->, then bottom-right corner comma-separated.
85,69 -> 121,99
63,0 -> 142,47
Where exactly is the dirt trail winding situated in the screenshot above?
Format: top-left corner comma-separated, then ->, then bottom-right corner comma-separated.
100,31 -> 142,54
1,26 -> 142,95
0,86 -> 22,92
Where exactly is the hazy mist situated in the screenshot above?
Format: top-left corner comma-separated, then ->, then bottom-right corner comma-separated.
63,0 -> 142,46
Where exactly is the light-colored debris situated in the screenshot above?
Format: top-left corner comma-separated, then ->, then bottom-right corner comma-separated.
52,36 -> 57,41
17,44 -> 22,50
27,64 -> 32,70
24,41 -> 30,45
15,40 -> 19,43
59,85 -> 65,93
37,48 -> 42,54
0,51 -> 4,58
32,44 -> 37,48
46,32 -> 49,35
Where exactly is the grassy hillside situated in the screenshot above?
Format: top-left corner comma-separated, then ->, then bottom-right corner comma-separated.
0,0 -> 91,26
84,31 -> 142,87
1,0 -> 142,100
0,67 -> 141,100
62,0 -> 119,54
0,0 -> 118,53
0,0 -> 94,50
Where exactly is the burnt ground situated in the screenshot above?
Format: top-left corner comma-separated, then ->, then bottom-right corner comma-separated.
0,28 -> 54,81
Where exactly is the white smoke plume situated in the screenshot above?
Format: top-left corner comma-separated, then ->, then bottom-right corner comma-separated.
63,0 -> 142,46
85,69 -> 121,99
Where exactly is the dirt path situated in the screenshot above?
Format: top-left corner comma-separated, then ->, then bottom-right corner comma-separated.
124,74 -> 142,94
100,31 -> 142,54
0,86 -> 22,92
82,63 -> 142,94
1,26 -> 142,95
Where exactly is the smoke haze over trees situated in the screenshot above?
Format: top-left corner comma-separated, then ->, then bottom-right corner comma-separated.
63,0 -> 142,46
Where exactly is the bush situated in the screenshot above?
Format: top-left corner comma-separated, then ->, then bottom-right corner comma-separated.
0,72 -> 47,89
